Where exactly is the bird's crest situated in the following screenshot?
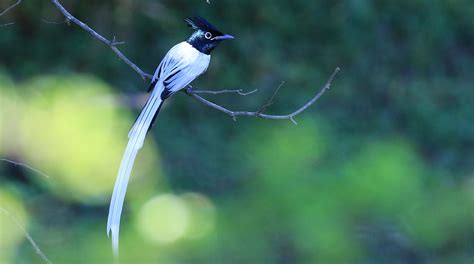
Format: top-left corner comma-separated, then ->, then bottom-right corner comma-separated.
185,16 -> 221,34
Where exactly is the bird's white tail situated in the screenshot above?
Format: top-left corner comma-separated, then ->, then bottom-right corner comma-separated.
107,83 -> 164,256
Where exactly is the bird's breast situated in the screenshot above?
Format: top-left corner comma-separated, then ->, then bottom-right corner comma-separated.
169,42 -> 210,65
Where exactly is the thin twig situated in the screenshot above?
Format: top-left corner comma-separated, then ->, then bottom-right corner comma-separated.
0,158 -> 50,178
193,88 -> 258,96
0,22 -> 14,27
0,208 -> 53,264
49,0 -> 339,122
257,81 -> 284,114
41,18 -> 66,24
0,0 -> 21,16
111,35 -> 125,46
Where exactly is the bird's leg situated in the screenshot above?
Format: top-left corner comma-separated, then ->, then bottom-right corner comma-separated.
184,85 -> 194,95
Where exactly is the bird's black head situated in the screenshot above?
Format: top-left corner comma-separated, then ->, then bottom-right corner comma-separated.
185,16 -> 234,55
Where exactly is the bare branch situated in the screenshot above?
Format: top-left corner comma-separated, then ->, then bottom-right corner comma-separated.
186,67 -> 340,124
192,88 -> 258,96
0,158 -> 50,178
0,0 -> 21,16
50,0 -> 152,80
288,67 -> 339,117
0,208 -> 53,264
48,0 -> 339,122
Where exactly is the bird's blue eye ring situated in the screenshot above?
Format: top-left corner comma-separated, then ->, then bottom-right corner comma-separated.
204,32 -> 213,39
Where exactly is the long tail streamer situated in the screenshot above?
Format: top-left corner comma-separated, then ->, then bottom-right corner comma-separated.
107,83 -> 164,256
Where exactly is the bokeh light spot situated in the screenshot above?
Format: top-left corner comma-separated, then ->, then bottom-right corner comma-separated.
137,194 -> 189,244
181,192 -> 216,240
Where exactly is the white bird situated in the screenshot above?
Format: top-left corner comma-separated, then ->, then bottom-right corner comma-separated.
107,16 -> 234,256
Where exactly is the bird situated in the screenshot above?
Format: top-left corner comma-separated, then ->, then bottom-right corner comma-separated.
107,16 -> 234,255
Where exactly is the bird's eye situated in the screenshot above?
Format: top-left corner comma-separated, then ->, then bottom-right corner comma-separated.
204,32 -> 213,40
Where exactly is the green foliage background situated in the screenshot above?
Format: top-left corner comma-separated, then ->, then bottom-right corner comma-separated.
1,0 -> 474,263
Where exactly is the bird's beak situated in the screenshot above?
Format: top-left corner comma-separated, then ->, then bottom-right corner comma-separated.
213,34 -> 234,41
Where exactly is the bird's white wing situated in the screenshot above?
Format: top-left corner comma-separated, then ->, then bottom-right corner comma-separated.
107,41 -> 210,256
159,42 -> 210,93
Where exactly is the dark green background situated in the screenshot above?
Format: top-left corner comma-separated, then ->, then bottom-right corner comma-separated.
1,0 -> 474,263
